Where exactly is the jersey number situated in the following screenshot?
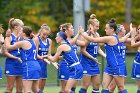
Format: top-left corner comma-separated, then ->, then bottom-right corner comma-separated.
33,50 -> 37,60
94,46 -> 98,54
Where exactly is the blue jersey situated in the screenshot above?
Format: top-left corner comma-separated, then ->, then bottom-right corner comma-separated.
38,36 -> 50,56
134,52 -> 140,63
80,42 -> 99,65
60,40 -> 78,65
80,32 -> 100,75
58,40 -> 78,80
80,32 -> 99,65
61,43 -> 79,67
38,36 -> 50,79
104,35 -> 124,67
80,41 -> 100,75
20,40 -> 37,62
131,52 -> 140,79
9,34 -> 20,55
5,34 -> 22,76
119,43 -> 126,61
66,39 -> 78,52
6,34 -> 20,64
58,40 -> 83,80
61,42 -> 83,80
21,39 -> 41,80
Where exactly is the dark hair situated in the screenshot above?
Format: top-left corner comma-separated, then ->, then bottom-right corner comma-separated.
59,24 -> 64,31
23,26 -> 33,39
61,23 -> 72,32
108,18 -> 117,31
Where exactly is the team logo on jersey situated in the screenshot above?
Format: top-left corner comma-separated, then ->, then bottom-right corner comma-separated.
61,75 -> 65,78
6,70 -> 10,74
83,70 -> 87,74
89,42 -> 97,45
136,75 -> 140,78
39,48 -> 48,51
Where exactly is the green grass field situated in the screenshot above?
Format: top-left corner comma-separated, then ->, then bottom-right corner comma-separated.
0,84 -> 137,92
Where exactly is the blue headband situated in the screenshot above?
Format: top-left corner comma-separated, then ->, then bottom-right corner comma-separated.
58,31 -> 67,40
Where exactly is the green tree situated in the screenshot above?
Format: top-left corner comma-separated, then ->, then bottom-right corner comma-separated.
0,0 -> 73,35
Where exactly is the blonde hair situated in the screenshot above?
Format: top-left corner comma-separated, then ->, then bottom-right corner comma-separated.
9,18 -> 24,30
38,24 -> 51,36
88,14 -> 99,26
0,24 -> 4,34
90,14 -> 96,19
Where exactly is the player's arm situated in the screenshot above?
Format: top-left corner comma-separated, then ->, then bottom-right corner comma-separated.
47,45 -> 63,62
69,26 -> 83,45
131,28 -> 139,47
81,31 -> 109,43
80,46 -> 100,64
76,40 -> 85,47
3,49 -> 22,62
48,38 -> 52,56
6,40 -> 23,50
33,36 -> 43,60
119,32 -> 131,43
80,33 -> 100,64
131,38 -> 140,47
3,37 -> 22,62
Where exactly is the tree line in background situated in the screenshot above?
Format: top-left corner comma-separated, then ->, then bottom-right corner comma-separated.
0,0 -> 139,51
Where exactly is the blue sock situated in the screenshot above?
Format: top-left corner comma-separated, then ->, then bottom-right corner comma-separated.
101,89 -> 110,93
118,89 -> 128,93
59,92 -> 64,93
27,92 -> 31,93
109,90 -> 113,93
79,88 -> 87,93
38,90 -> 43,93
92,89 -> 100,93
71,87 -> 76,92
70,90 -> 75,93
5,92 -> 10,93
137,90 -> 140,93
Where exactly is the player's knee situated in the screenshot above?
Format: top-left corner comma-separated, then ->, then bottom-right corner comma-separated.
93,82 -> 100,88
16,87 -> 22,92
64,88 -> 71,93
109,85 -> 116,92
83,83 -> 90,89
7,86 -> 13,92
102,82 -> 107,89
117,85 -> 124,91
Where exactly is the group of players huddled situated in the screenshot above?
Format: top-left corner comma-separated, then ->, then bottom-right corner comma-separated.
0,14 -> 140,93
